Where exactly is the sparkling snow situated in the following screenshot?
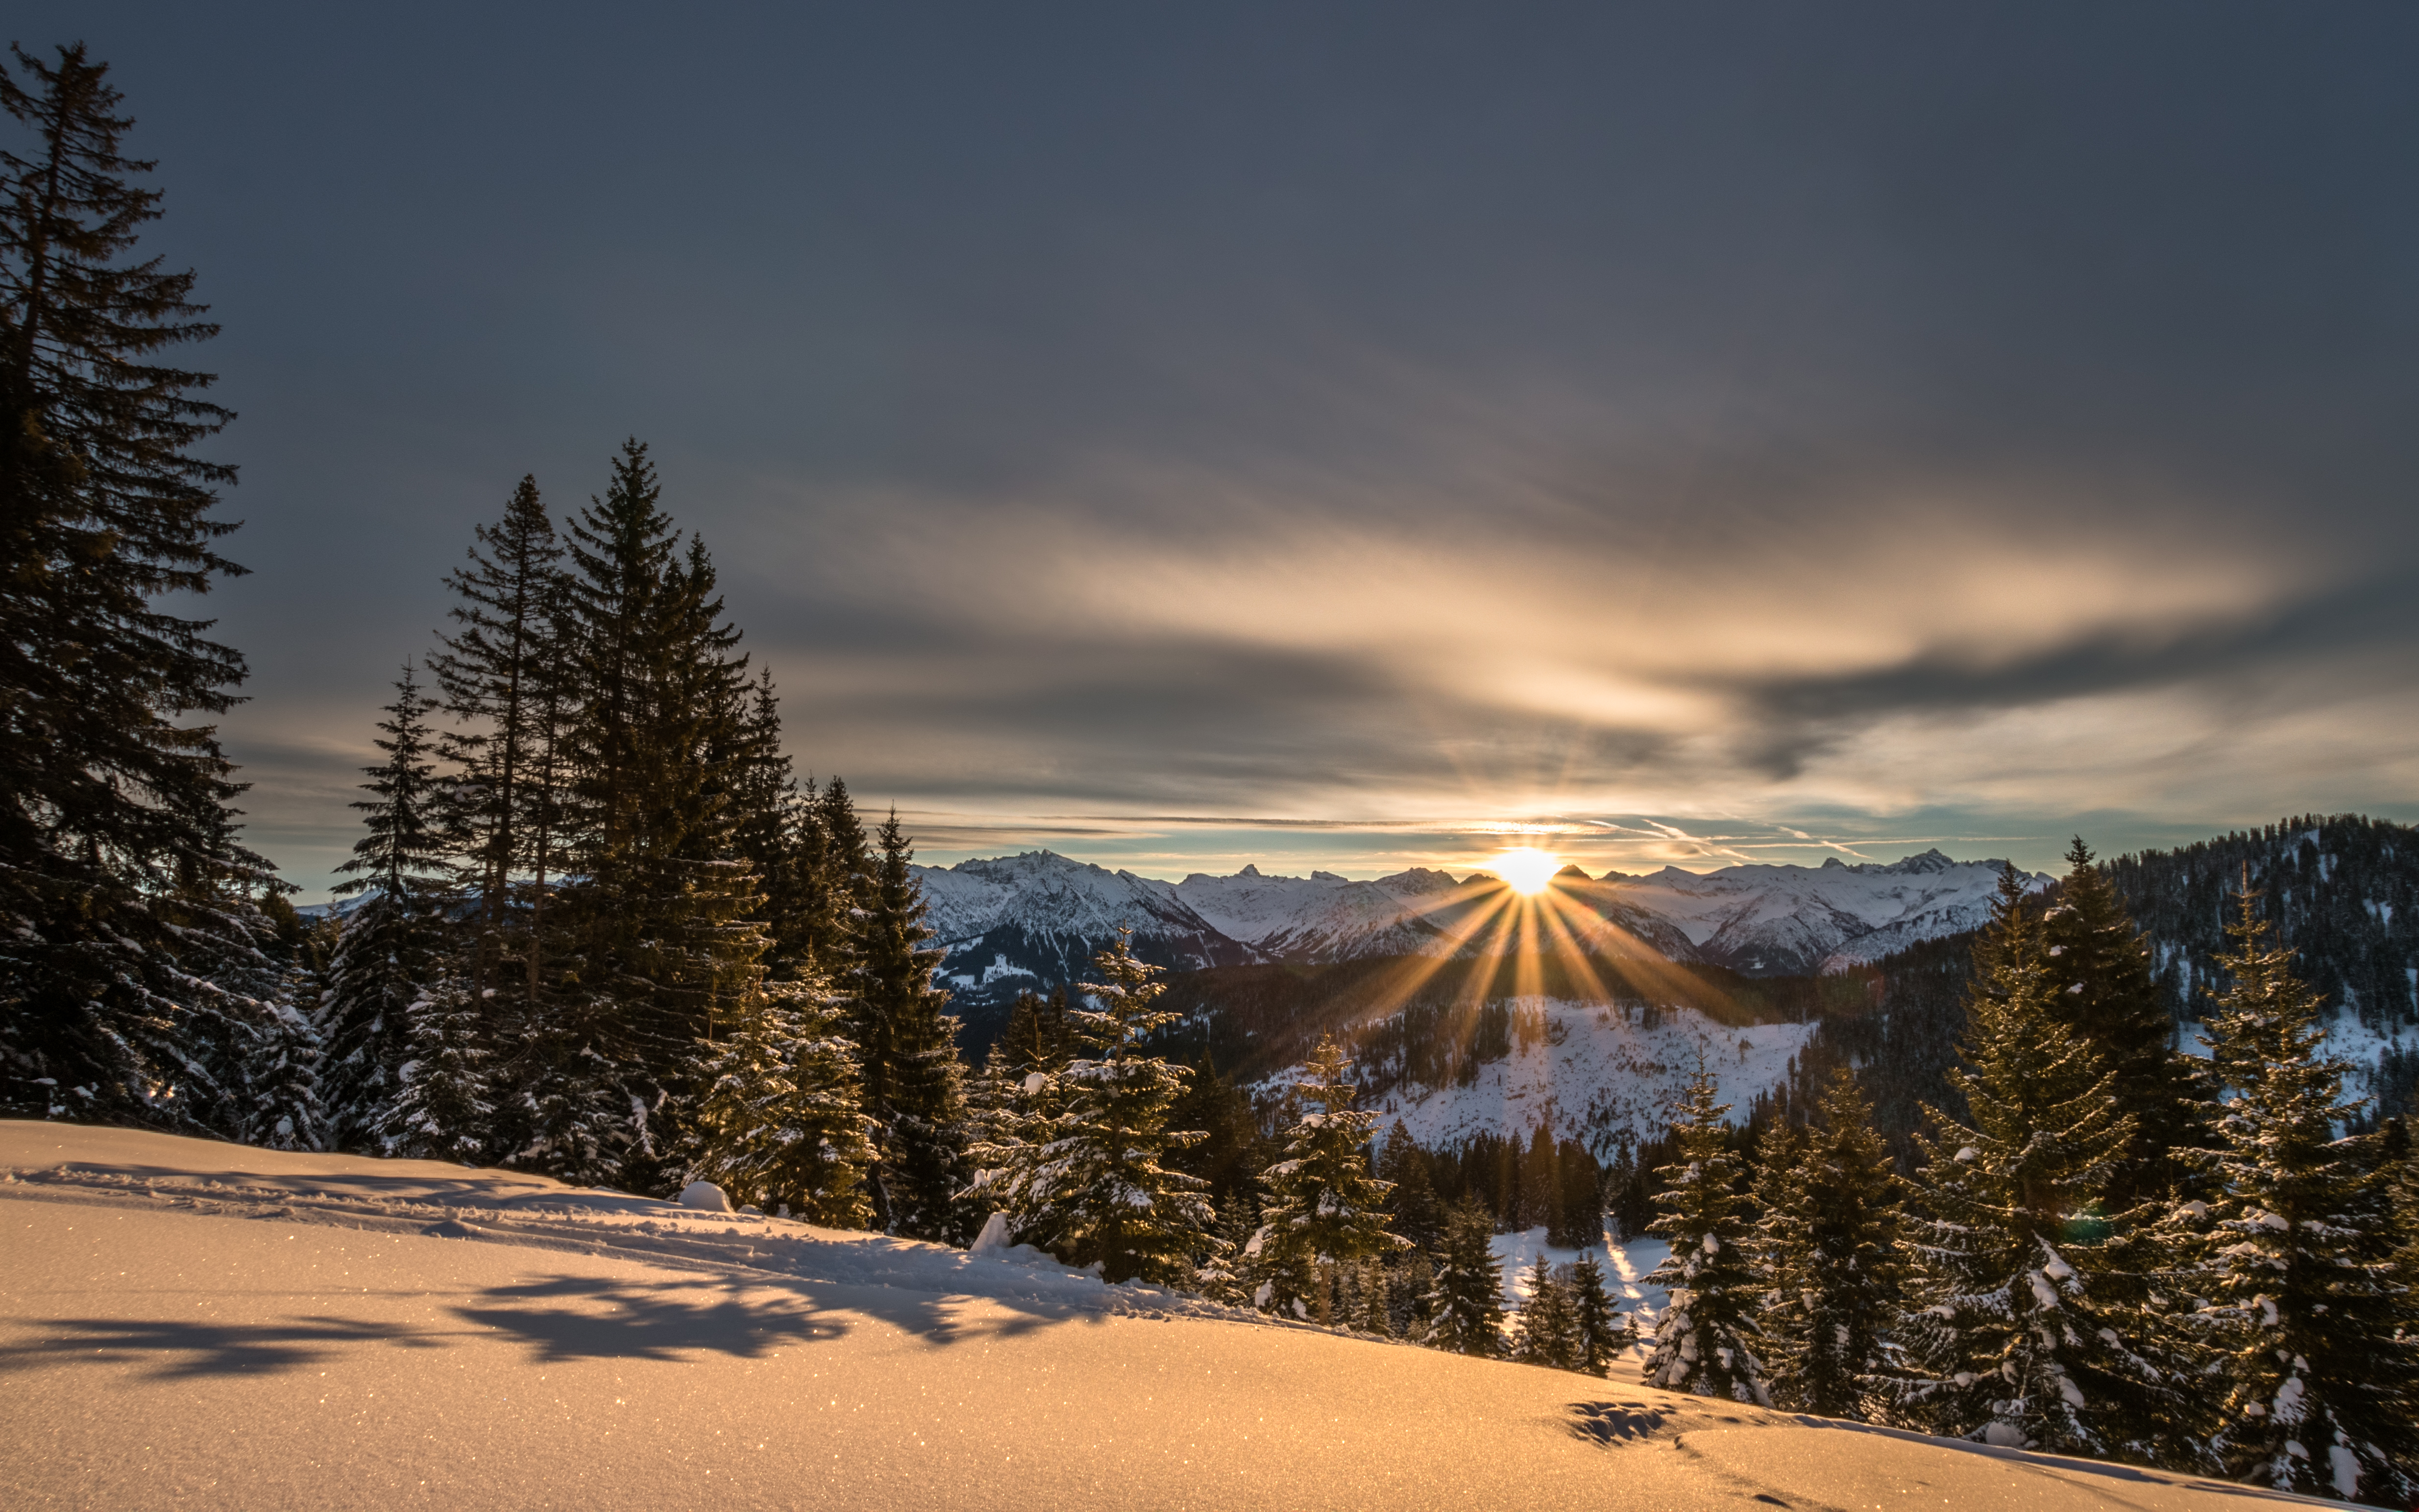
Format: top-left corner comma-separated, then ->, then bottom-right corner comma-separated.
1,1122 -> 2312,1511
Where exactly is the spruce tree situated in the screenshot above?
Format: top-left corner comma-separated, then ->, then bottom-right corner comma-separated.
536,442 -> 767,1187
974,928 -> 1216,1285
429,474 -> 561,999
317,664 -> 454,1148
1757,1070 -> 1905,1420
0,42 -> 267,1124
855,809 -> 968,1242
688,977 -> 877,1227
1642,1063 -> 1769,1405
378,978 -> 493,1164
1253,1034 -> 1407,1317
2193,885 -> 2415,1505
2043,838 -> 2210,1205
1569,1251 -> 1629,1377
1894,873 -> 2192,1464
1422,1196 -> 1505,1356
1511,1254 -> 1583,1369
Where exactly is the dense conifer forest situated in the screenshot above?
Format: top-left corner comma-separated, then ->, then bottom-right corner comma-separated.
2,43 -> 2413,1503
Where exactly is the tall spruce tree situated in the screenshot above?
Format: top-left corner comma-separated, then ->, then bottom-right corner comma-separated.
1642,1063 -> 1770,1405
317,664 -> 454,1148
1422,1196 -> 1505,1356
687,977 -> 877,1227
855,809 -> 968,1242
1755,1070 -> 1905,1420
2193,884 -> 2415,1506
1252,1034 -> 1407,1318
429,474 -> 562,1000
2043,838 -> 2211,1205
1894,872 -> 2193,1465
973,929 -> 1216,1284
529,442 -> 767,1188
0,42 -> 269,1124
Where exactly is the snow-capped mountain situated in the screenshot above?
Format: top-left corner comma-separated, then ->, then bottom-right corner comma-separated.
1584,850 -> 2035,976
914,847 -> 2037,989
1172,864 -> 1468,961
913,853 -> 1255,1032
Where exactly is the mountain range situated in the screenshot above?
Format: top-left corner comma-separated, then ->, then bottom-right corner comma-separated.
913,846 -> 2039,1022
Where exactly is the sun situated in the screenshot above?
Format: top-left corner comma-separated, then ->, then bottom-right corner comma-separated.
1492,847 -> 1562,896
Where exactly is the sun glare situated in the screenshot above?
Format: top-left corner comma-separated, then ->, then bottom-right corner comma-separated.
1492,847 -> 1561,896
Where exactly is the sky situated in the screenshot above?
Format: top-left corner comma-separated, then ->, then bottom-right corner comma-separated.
19,3 -> 2419,898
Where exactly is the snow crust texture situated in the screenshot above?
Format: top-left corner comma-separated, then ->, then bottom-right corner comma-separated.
0,1123 -> 2325,1511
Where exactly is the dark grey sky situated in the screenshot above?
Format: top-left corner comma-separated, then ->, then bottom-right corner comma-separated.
23,2 -> 2419,894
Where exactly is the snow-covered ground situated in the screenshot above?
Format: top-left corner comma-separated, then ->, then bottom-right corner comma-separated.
1369,998 -> 1820,1156
0,1123 -> 2337,1510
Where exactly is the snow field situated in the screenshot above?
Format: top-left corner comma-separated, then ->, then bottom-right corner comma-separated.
0,1123 -> 2334,1511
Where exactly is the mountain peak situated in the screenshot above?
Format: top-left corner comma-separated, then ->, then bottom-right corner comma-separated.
1238,863 -> 1261,878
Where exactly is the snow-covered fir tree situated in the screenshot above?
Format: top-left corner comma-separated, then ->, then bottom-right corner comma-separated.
687,977 -> 877,1226
1251,1033 -> 1407,1319
1422,1197 -> 1504,1356
1642,1062 -> 1769,1405
1510,1254 -> 1582,1370
1894,872 -> 2195,1465
855,809 -> 968,1243
317,663 -> 454,1149
970,928 -> 1217,1285
242,997 -> 328,1152
1757,1069 -> 1905,1420
1569,1251 -> 1629,1377
2191,884 -> 2416,1506
378,977 -> 493,1164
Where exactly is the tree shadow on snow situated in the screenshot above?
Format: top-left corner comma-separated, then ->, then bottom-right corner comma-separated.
2,1271 -> 1076,1382
452,1270 -> 1075,1364
0,1313 -> 447,1379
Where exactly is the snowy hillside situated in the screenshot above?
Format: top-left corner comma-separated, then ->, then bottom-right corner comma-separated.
0,1122 -> 2318,1511
1351,999 -> 1818,1160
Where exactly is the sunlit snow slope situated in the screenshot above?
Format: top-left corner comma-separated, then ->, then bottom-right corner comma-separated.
0,1123 -> 2329,1511
1365,1000 -> 1820,1157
